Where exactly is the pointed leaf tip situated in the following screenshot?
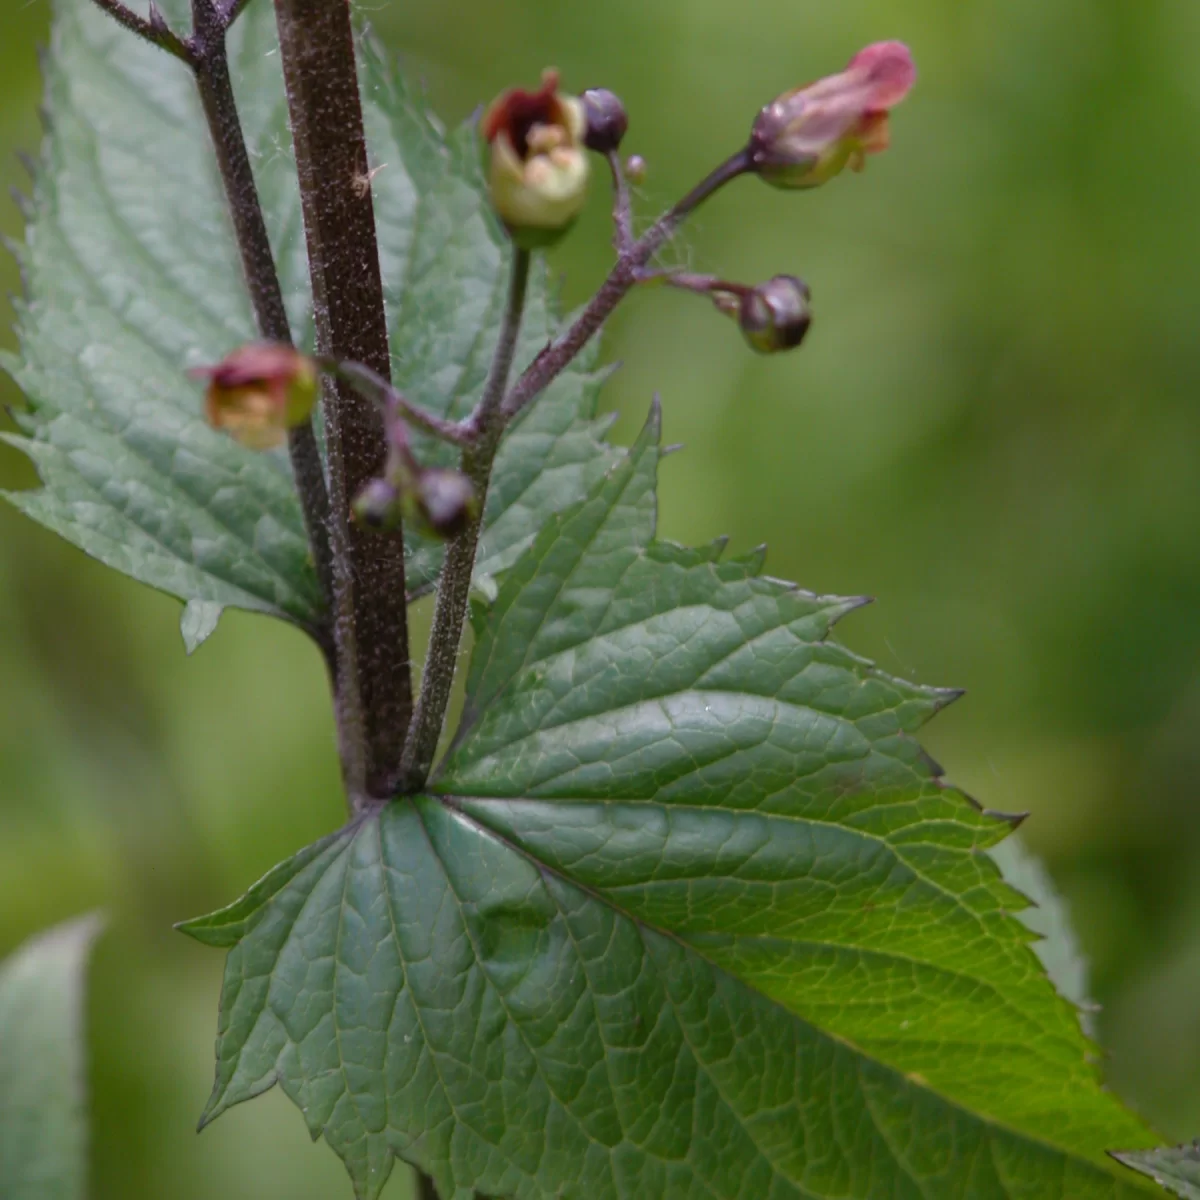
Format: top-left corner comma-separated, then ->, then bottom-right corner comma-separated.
180,600 -> 222,654
1112,1142 -> 1200,1198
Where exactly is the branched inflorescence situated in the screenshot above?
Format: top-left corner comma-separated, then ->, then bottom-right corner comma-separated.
86,0 -> 915,802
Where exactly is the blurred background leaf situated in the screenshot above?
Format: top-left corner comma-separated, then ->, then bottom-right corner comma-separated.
0,914 -> 104,1200
1115,1143 -> 1200,1199
2,0 -> 1199,1196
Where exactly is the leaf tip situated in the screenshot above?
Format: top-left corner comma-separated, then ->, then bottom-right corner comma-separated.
180,599 -> 222,655
174,913 -> 241,947
933,685 -> 966,712
648,391 -> 663,423
984,805 -> 1030,829
827,593 -> 873,625
196,1091 -> 226,1133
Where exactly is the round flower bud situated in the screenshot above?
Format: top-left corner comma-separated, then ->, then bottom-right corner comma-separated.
352,478 -> 403,531
190,343 -> 318,450
580,88 -> 629,153
737,276 -> 812,354
484,70 -> 591,249
410,469 -> 479,540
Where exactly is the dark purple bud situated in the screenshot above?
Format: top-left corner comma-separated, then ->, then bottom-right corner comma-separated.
412,469 -> 479,540
736,275 -> 812,353
581,88 -> 629,154
352,478 -> 403,531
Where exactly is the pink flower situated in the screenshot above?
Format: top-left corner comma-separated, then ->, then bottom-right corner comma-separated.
190,343 -> 317,450
749,42 -> 916,189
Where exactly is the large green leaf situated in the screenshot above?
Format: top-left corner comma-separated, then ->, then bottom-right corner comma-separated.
3,0 -> 615,644
0,914 -> 104,1200
183,411 -> 1159,1199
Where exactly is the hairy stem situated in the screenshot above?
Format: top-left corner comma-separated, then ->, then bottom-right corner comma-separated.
273,0 -> 413,803
401,249 -> 531,790
220,0 -> 254,26
399,148 -> 748,790
502,148 -> 752,420
326,361 -> 473,447
189,0 -> 334,639
607,150 -> 634,253
87,0 -> 192,60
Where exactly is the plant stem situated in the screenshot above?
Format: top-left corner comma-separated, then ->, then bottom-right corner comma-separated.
87,0 -> 192,60
325,361 -> 473,447
400,149 -> 748,789
607,150 -> 634,254
220,0 -> 254,26
273,0 -> 413,803
400,248 -> 531,790
189,0 -> 334,641
502,148 -> 752,420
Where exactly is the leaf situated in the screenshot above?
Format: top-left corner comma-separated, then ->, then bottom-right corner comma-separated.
180,598 -> 222,654
0,914 -> 105,1200
2,1 -> 321,631
990,835 -> 1096,1034
4,0 -> 616,630
1114,1144 -> 1200,1198
185,410 -> 1160,1199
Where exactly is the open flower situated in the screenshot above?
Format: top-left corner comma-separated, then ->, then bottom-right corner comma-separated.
484,69 -> 590,248
190,343 -> 317,450
750,41 -> 916,189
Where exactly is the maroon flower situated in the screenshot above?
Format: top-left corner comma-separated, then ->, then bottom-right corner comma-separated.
483,69 -> 590,247
190,343 -> 317,450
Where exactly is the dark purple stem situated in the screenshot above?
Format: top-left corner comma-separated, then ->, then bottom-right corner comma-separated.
501,147 -> 752,420
273,0 -> 413,804
188,0 -> 334,642
86,0 -> 192,60
401,248 -> 531,790
607,150 -> 634,253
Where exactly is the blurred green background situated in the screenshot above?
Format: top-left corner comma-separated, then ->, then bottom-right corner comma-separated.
2,0 -> 1199,1194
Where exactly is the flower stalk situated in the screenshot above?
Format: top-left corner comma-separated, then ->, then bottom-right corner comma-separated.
501,147 -> 754,422
88,0 -> 192,59
400,248 -> 532,790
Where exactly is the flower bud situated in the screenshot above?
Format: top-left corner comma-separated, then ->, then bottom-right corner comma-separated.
484,69 -> 590,248
407,468 -> 479,540
190,343 -> 317,450
750,41 -> 915,189
705,277 -> 811,355
352,478 -> 403,531
713,276 -> 812,354
580,88 -> 629,154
